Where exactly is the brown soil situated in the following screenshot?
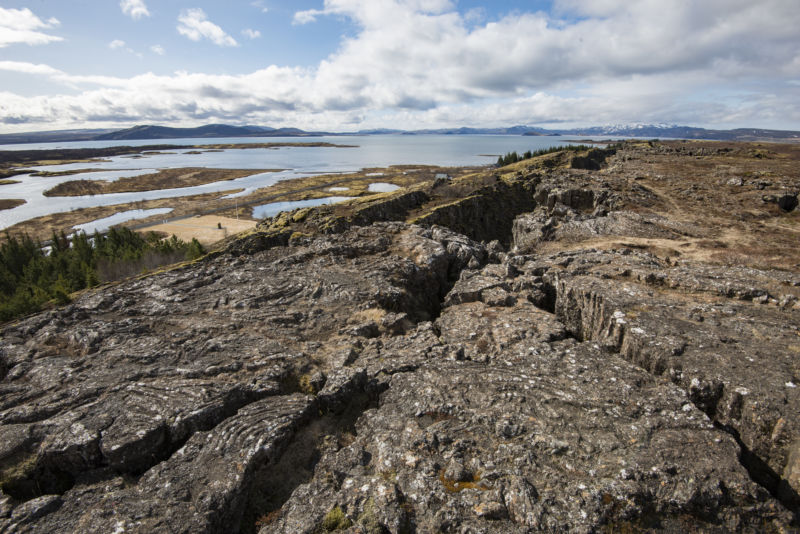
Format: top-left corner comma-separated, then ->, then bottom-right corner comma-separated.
43,168 -> 280,197
0,199 -> 25,211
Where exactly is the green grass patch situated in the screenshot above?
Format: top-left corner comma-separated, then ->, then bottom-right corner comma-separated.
321,506 -> 353,531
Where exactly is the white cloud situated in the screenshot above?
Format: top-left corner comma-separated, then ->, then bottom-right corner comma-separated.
0,60 -> 62,76
150,44 -> 165,55
120,0 -> 150,20
295,0 -> 453,25
242,29 -> 261,39
293,9 -> 322,25
251,1 -> 269,13
177,9 -> 238,47
0,7 -> 62,48
3,0 -> 800,131
0,60 -> 137,89
109,40 -> 144,58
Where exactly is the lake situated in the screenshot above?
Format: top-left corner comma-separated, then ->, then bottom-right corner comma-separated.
0,134 -> 584,231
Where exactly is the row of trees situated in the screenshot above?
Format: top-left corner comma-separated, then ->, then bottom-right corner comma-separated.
1,227 -> 205,322
496,144 -> 592,167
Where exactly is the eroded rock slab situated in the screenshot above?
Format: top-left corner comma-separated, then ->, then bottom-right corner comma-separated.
0,223 -> 487,532
266,287 -> 790,532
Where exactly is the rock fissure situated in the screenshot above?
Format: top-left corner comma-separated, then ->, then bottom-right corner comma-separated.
240,371 -> 385,534
549,269 -> 800,521
715,421 -> 800,522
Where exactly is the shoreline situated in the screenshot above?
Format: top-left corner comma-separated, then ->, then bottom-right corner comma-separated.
42,167 -> 283,197
1,164 -> 478,243
0,142 -> 357,169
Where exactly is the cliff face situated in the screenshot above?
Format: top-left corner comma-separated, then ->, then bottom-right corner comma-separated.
1,141 -> 800,532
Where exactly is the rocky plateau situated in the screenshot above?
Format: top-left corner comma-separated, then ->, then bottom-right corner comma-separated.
1,140 -> 800,533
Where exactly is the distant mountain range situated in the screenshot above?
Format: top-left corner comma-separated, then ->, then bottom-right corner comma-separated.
0,123 -> 798,145
93,124 -> 330,141
0,128 -> 119,145
544,124 -> 800,141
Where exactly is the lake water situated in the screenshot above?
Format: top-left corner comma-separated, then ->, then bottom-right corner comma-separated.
0,134 -> 583,231
251,196 -> 354,219
72,208 -> 174,234
368,183 -> 401,193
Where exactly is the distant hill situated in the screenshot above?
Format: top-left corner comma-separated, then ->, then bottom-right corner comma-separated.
0,124 -> 333,145
545,124 -> 800,141
94,124 -> 330,140
403,126 -> 552,136
0,128 -> 117,145
0,123 -> 798,145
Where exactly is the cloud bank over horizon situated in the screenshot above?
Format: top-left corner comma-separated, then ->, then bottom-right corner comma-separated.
1,0 -> 799,132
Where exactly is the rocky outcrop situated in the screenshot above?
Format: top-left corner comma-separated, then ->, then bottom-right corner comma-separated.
0,224 -> 490,532
410,179 -> 538,245
544,250 -> 800,505
1,141 -> 799,532
512,208 -> 693,252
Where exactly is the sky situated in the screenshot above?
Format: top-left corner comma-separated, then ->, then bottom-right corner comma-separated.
0,0 -> 799,132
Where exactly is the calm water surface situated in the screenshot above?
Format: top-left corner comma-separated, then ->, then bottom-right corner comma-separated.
72,208 -> 174,234
251,197 -> 354,219
0,135 -> 582,230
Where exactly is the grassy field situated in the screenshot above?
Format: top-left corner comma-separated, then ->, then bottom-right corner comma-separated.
137,215 -> 257,245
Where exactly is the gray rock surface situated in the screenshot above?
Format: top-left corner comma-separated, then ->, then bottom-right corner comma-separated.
512,208 -> 694,253
269,288 -> 789,532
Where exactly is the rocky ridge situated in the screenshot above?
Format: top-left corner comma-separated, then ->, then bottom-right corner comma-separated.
1,141 -> 799,532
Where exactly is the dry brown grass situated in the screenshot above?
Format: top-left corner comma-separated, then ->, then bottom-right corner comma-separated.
43,168 -> 277,197
136,215 -> 257,245
594,140 -> 800,270
349,308 -> 387,324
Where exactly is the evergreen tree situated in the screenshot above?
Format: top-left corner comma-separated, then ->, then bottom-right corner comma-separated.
0,226 -> 206,322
